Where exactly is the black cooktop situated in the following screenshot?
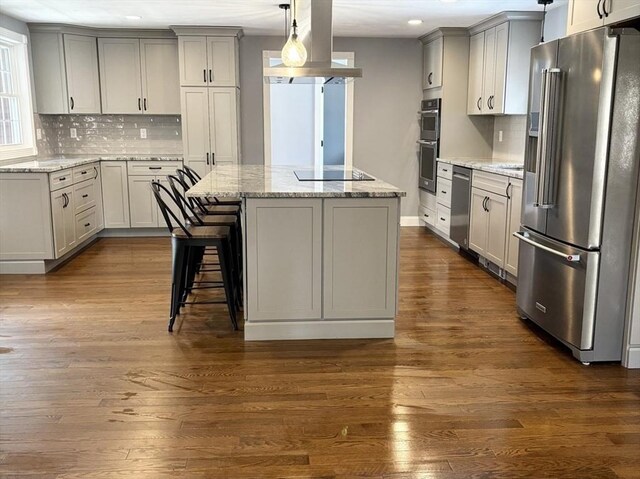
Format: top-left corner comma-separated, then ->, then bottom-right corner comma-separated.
294,168 -> 375,181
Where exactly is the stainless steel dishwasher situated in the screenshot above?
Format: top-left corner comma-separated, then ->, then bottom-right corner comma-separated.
450,166 -> 472,249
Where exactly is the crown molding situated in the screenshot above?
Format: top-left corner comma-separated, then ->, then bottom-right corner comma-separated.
170,26 -> 244,38
468,11 -> 544,35
28,23 -> 176,38
419,27 -> 469,44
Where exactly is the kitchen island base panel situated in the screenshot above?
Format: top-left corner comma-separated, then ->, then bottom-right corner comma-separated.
244,319 -> 395,341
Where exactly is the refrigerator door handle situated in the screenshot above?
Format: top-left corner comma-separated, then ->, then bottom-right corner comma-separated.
513,231 -> 581,262
535,68 -> 562,209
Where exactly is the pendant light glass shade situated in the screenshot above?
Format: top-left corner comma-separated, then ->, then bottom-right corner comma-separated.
281,19 -> 307,67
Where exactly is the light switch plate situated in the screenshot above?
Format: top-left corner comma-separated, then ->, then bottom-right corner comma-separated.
140,128 -> 147,139
36,128 -> 42,140
70,128 -> 77,138
498,130 -> 503,142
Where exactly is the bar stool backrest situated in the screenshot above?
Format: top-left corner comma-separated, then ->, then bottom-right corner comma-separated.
150,181 -> 192,237
183,165 -> 202,182
166,175 -> 205,226
175,169 -> 210,214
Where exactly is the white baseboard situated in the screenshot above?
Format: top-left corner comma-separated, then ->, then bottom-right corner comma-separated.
99,228 -> 169,237
0,260 -> 47,274
400,216 -> 420,227
244,319 -> 395,340
624,346 -> 640,369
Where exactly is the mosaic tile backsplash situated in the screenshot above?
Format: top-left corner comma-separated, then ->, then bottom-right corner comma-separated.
36,114 -> 182,156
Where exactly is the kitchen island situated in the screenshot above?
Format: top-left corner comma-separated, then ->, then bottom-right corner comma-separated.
187,165 -> 406,340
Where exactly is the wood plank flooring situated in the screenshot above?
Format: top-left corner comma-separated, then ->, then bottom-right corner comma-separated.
1,227 -> 639,478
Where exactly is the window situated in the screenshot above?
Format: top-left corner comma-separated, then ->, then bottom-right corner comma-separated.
0,27 -> 35,161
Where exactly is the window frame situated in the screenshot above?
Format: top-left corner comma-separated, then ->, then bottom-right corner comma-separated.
0,27 -> 36,162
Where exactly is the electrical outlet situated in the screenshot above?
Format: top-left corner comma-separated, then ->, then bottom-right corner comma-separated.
498,130 -> 503,142
70,128 -> 77,138
140,128 -> 147,139
36,128 -> 42,140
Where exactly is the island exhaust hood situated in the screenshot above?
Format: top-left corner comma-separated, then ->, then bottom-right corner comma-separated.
264,0 -> 362,84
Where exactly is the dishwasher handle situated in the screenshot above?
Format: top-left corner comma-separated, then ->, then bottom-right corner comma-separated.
453,172 -> 470,181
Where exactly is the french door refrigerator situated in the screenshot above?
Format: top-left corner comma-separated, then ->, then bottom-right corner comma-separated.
515,27 -> 640,364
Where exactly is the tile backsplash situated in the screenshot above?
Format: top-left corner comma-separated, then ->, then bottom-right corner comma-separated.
36,114 -> 182,156
492,115 -> 527,162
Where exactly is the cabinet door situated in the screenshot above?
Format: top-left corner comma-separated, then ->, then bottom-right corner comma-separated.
207,37 -> 237,87
491,22 -> 509,114
567,0 -> 604,35
467,32 -> 485,115
469,188 -> 488,256
208,87 -> 239,166
423,37 -> 443,90
181,87 -> 211,177
323,198 -> 399,319
30,32 -> 69,114
101,161 -> 130,228
481,27 -> 496,114
504,179 -> 523,277
128,176 -> 158,228
140,39 -> 181,114
605,0 -> 640,26
485,192 -> 508,268
178,36 -> 208,86
63,34 -> 101,114
245,198 -> 323,321
51,186 -> 76,258
98,38 -> 142,114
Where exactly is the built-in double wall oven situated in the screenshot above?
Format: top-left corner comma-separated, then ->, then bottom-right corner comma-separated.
418,99 -> 440,193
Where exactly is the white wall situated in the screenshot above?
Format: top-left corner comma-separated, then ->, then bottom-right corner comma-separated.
240,36 -> 422,216
543,0 -> 569,42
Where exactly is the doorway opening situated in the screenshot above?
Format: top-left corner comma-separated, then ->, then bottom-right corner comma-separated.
262,51 -> 354,169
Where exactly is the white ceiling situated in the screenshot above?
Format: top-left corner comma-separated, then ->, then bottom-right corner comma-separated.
0,0 -> 566,38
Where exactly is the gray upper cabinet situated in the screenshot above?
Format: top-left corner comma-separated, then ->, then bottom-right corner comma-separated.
422,37 -> 443,90
98,37 -> 180,115
31,31 -> 101,114
178,35 -> 238,87
567,0 -> 640,35
63,35 -> 101,114
467,14 -> 542,115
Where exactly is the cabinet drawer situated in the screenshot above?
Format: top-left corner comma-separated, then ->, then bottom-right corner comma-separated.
436,177 -> 452,207
73,179 -> 97,214
127,161 -> 183,176
437,162 -> 453,180
75,207 -> 97,243
419,205 -> 436,227
72,163 -> 97,183
436,204 -> 451,235
49,169 -> 74,191
472,170 -> 509,196
419,188 -> 437,210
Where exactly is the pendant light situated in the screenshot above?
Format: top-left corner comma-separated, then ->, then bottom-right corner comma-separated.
281,0 -> 307,67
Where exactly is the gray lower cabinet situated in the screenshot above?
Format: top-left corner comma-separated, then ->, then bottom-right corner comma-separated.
323,198 -> 399,319
245,198 -> 323,321
245,197 -> 399,322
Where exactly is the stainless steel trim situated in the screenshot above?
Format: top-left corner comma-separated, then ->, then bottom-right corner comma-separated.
582,254 -> 599,349
588,33 -> 617,248
514,231 -> 581,262
420,109 -> 439,114
417,140 -> 437,145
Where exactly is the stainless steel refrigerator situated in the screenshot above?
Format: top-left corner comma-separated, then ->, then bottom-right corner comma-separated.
516,27 -> 640,364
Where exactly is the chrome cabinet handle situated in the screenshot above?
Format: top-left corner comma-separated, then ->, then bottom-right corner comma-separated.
514,232 -> 581,262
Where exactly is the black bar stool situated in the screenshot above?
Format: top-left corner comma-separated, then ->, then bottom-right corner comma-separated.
151,181 -> 238,332
167,174 -> 243,308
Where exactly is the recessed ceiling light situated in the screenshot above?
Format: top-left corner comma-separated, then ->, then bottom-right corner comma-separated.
125,15 -> 142,20
408,19 -> 423,26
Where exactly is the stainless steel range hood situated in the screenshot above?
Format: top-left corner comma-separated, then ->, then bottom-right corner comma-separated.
264,0 -> 362,84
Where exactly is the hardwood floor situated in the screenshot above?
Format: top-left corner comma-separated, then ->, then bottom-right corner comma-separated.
1,227 -> 639,478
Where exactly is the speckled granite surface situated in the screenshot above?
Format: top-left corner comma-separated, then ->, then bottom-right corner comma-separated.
0,155 -> 183,173
187,166 -> 406,199
437,157 -> 524,180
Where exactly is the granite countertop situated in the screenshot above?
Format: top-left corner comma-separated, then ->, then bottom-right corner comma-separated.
0,155 -> 183,173
186,165 -> 406,199
437,157 -> 524,180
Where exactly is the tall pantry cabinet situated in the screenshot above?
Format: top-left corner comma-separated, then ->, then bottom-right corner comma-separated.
173,28 -> 242,177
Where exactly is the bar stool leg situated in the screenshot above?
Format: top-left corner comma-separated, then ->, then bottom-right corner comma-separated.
169,239 -> 187,332
217,240 -> 238,330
